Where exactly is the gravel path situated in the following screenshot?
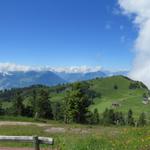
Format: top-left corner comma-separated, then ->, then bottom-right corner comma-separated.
0,148 -> 33,150
0,148 -> 52,150
0,121 -> 50,127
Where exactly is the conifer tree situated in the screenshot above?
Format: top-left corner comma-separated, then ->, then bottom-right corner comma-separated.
127,109 -> 134,126
12,92 -> 24,116
138,112 -> 146,126
92,108 -> 100,124
36,90 -> 53,119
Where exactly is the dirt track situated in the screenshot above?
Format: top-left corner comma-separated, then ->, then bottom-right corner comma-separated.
0,148 -> 52,150
0,121 -> 50,127
0,148 -> 33,150
0,121 -> 90,134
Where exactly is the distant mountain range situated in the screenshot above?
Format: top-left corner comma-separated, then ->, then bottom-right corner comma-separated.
56,70 -> 128,82
0,71 -> 65,89
0,70 -> 129,89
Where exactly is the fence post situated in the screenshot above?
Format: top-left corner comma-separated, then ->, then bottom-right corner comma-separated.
33,136 -> 40,150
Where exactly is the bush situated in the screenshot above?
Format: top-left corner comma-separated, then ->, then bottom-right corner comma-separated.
114,84 -> 118,90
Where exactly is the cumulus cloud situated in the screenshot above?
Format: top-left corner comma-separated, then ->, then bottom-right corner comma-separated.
0,63 -> 32,72
118,0 -> 150,88
0,63 -> 102,74
53,66 -> 102,73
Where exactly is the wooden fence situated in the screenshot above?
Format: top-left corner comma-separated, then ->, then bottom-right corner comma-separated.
0,135 -> 54,150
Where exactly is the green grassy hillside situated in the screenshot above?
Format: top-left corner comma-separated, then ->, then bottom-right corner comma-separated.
88,76 -> 149,117
0,76 -> 149,117
48,76 -> 149,117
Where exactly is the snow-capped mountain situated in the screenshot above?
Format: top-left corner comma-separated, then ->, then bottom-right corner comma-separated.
0,63 -> 129,89
0,71 -> 66,89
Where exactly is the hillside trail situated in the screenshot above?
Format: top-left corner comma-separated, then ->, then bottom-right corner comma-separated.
0,148 -> 55,150
0,121 -> 50,127
0,148 -> 33,150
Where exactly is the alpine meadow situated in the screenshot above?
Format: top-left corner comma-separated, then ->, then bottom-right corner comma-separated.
0,0 -> 150,150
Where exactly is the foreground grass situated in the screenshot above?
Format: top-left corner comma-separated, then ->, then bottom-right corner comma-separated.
0,121 -> 150,150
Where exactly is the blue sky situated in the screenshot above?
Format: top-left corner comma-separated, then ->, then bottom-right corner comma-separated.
0,0 -> 137,70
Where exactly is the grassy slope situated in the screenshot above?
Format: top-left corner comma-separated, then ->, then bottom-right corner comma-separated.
1,76 -> 149,117
89,76 -> 149,117
49,76 -> 149,117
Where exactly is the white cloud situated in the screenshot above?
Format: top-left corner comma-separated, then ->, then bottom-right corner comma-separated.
118,0 -> 150,88
0,63 -> 32,72
0,63 -> 102,74
53,66 -> 102,73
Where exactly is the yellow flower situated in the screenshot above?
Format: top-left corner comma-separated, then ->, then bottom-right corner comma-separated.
141,139 -> 144,142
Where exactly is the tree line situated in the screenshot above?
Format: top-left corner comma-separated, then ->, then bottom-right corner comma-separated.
0,82 -> 147,127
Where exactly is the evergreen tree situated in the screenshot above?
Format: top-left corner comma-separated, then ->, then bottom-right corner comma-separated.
102,109 -> 115,125
114,112 -> 125,125
0,101 -> 4,115
86,109 -> 100,125
127,109 -> 134,126
92,108 -> 100,124
31,90 -> 37,117
143,93 -> 147,98
86,111 -> 94,124
63,88 -> 91,124
52,101 -> 64,121
138,112 -> 146,126
12,92 -> 24,116
36,90 -> 53,119
63,91 -> 73,124
102,109 -> 125,125
22,106 -> 33,117
102,108 -> 109,125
